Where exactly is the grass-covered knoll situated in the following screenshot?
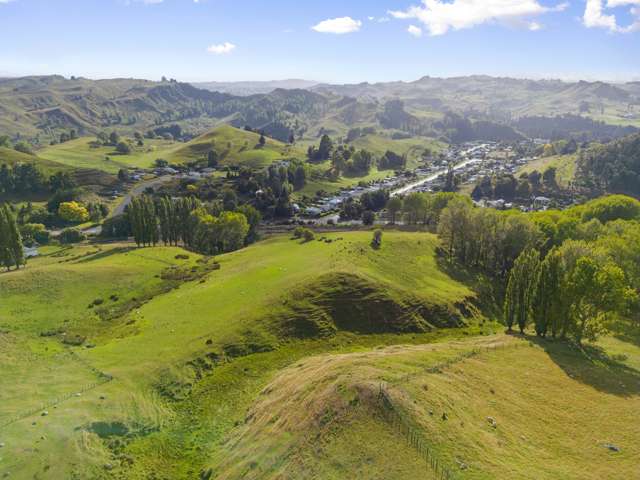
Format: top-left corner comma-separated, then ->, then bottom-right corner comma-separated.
349,133 -> 445,169
81,232 -> 474,385
518,153 -> 577,187
212,334 -> 640,480
39,137 -> 179,174
165,125 -> 306,168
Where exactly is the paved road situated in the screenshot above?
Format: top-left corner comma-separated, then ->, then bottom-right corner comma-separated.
110,175 -> 173,218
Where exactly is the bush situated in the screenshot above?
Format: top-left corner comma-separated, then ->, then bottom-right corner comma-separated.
372,229 -> 383,248
58,201 -> 90,223
20,223 -> 49,246
116,141 -> 132,154
293,226 -> 305,239
59,228 -> 86,244
303,228 -> 315,242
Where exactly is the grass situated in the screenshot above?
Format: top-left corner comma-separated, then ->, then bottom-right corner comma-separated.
165,125 -> 307,168
38,137 -> 180,174
211,334 -> 640,479
0,146 -> 73,174
1,232 -> 638,479
349,133 -> 446,170
0,231 -> 475,479
517,154 -> 577,187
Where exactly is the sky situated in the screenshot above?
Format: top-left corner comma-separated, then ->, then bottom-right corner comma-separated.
0,0 -> 639,83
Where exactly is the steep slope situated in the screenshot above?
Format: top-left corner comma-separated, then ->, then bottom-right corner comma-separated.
211,334 -> 640,479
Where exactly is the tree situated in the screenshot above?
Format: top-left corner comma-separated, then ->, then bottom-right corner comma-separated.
58,202 -> 90,223
116,141 -> 132,155
303,228 -> 315,242
293,165 -> 307,190
14,142 -> 33,155
318,134 -> 333,161
259,132 -> 266,147
236,204 -> 261,244
288,132 -> 295,144
543,167 -> 557,190
386,196 -> 403,224
207,150 -> 219,168
362,210 -> 375,226
0,204 -> 25,270
59,228 -> 86,244
566,257 -> 632,344
532,248 -> 563,337
109,131 -> 120,146
503,249 -> 540,333
49,171 -> 76,192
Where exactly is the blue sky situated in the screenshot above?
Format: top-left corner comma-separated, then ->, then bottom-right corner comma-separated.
1,0 -> 639,83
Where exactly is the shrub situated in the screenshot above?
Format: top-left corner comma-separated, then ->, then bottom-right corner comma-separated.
58,201 -> 90,223
293,226 -> 305,239
372,229 -> 383,248
20,223 -> 49,246
303,228 -> 315,242
59,228 -> 86,244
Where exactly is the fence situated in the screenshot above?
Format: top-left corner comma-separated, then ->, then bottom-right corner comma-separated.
376,340 -> 531,479
0,349 -> 114,431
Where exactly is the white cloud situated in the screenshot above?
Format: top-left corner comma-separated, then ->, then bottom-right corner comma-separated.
0,0 -> 17,3
528,21 -> 543,30
584,0 -> 640,32
206,42 -> 236,55
312,16 -> 362,34
408,24 -> 424,36
389,0 -> 567,36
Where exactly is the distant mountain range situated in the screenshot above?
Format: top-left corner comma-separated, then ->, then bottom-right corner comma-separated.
193,79 -> 319,96
1,75 -> 638,146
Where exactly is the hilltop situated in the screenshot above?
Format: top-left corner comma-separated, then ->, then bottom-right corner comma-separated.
2,75 -> 639,150
211,334 -> 640,479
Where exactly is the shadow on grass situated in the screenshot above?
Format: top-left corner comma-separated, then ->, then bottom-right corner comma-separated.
75,246 -> 136,264
529,336 -> 640,397
435,255 -> 504,321
607,318 -> 640,348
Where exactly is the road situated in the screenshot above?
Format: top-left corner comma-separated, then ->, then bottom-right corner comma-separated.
391,158 -> 477,197
110,175 -> 173,218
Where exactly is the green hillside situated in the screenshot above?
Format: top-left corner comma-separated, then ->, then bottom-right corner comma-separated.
518,154 -> 578,188
0,232 -> 477,479
39,137 -> 180,174
166,125 -> 306,168
0,146 -> 72,173
1,228 -> 639,479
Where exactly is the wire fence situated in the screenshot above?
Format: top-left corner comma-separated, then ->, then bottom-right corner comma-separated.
377,340 -> 531,479
378,383 -> 457,480
0,349 -> 114,431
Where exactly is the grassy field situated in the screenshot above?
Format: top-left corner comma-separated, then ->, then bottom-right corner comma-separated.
349,134 -> 446,170
0,146 -> 73,173
1,232 -> 637,479
38,137 -> 180,174
518,154 -> 578,187
211,334 -> 640,479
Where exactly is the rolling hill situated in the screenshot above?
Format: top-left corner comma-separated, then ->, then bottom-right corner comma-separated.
0,231 -> 638,479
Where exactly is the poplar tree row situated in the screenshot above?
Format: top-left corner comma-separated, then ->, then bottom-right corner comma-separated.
0,203 -> 25,270
504,243 -> 634,344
